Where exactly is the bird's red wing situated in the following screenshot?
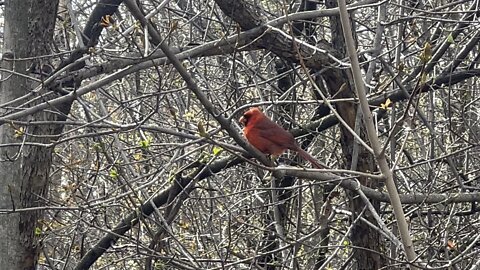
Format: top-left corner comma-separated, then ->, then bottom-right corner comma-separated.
251,120 -> 296,149
244,128 -> 278,154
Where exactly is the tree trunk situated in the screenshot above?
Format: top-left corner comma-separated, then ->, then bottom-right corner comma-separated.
324,0 -> 385,268
0,1 -> 60,269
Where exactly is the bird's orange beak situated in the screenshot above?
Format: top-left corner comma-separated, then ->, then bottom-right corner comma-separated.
239,115 -> 247,126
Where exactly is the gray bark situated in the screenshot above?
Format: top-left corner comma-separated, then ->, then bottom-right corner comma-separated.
0,1 -> 60,269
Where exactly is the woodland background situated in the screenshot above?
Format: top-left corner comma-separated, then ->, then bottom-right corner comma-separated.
0,0 -> 479,269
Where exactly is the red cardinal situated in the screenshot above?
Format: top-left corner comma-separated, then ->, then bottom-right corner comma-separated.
239,107 -> 323,169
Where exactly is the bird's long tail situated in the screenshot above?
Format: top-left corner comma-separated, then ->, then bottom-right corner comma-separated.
296,147 -> 324,169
